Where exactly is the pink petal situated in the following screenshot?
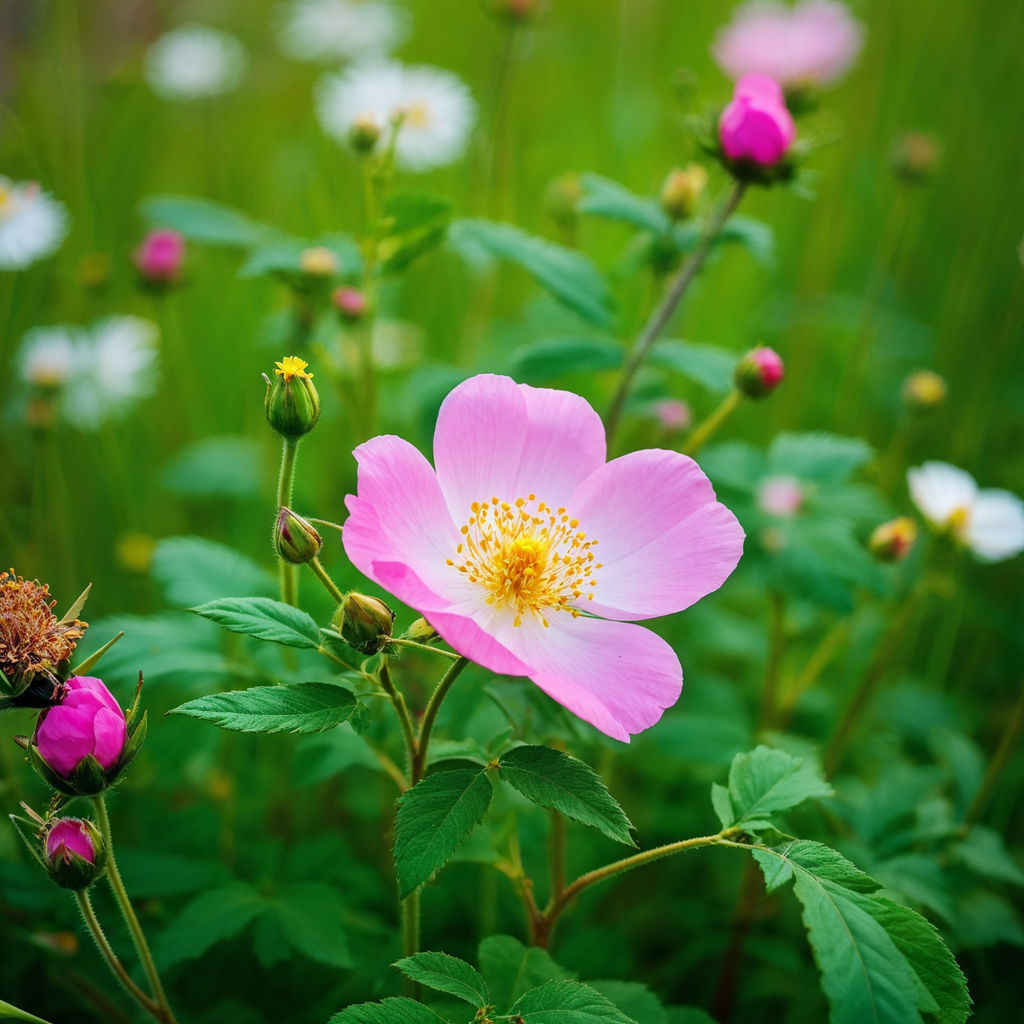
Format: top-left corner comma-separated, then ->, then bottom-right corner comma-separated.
421,607 -> 532,678
91,707 -> 127,769
570,450 -> 744,619
432,374 -> 606,524
500,615 -> 684,742
36,711 -> 92,776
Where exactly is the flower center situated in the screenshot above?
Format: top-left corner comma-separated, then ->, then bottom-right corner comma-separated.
948,505 -> 970,535
403,101 -> 431,128
447,496 -> 601,627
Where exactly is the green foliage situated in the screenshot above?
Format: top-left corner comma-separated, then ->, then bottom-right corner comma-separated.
329,998 -> 448,1024
510,980 -> 640,1023
497,745 -> 636,845
508,335 -> 625,384
768,433 -> 874,483
160,437 -> 265,499
578,173 -> 670,234
477,935 -> 573,1010
151,536 -> 276,608
392,952 -> 489,1007
141,195 -> 281,248
378,193 -> 452,273
0,1000 -> 53,1024
648,340 -> 739,394
191,596 -> 321,648
393,768 -> 494,896
238,233 -> 362,279
168,680 -> 361,734
589,981 -> 667,1024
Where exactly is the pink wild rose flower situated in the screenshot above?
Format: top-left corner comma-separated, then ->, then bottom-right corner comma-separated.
35,675 -> 127,777
713,0 -> 865,89
342,374 -> 745,741
720,74 -> 796,166
134,229 -> 185,282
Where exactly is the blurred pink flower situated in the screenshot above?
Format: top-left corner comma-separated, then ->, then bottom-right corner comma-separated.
134,229 -> 185,282
757,475 -> 804,517
713,0 -> 864,88
343,374 -> 744,740
651,399 -> 693,433
46,818 -> 96,866
35,676 -> 126,778
719,74 -> 795,166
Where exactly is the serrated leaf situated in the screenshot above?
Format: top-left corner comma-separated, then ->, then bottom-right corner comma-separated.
151,536 -> 275,607
710,783 -> 734,829
153,883 -> 267,969
511,980 -> 639,1023
160,436 -> 264,499
169,681 -> 359,734
394,769 -> 493,897
589,981 -> 667,1024
393,952 -> 488,1007
767,433 -> 873,483
648,340 -> 738,395
449,219 -> 613,328
578,173 -> 670,234
329,998 -> 449,1024
141,195 -> 281,248
274,882 -> 353,968
191,596 -> 320,648
727,746 -> 832,827
508,335 -> 624,384
498,745 -> 635,846
0,1000 -> 54,1024
478,936 -> 574,1011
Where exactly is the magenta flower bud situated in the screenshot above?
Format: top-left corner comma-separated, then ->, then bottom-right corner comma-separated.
134,229 -> 185,283
735,346 -> 785,398
34,675 -> 126,780
45,818 -> 106,890
719,73 -> 796,167
333,286 -> 368,322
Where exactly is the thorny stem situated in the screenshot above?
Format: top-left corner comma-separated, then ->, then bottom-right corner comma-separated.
681,389 -> 742,458
276,438 -> 300,606
964,684 -> 1024,828
411,656 -> 471,785
93,795 -> 179,1024
307,555 -> 346,604
74,890 -> 159,1017
605,181 -> 747,446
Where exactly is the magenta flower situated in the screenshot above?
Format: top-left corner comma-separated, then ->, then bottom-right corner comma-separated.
134,228 -> 185,282
343,374 -> 744,740
712,0 -> 865,89
719,74 -> 796,167
735,344 -> 785,397
35,675 -> 126,778
46,818 -> 97,866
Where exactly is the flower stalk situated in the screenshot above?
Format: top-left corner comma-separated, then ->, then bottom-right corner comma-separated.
682,389 -> 742,457
276,438 -> 300,605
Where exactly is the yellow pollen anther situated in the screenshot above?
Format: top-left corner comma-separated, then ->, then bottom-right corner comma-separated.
948,505 -> 970,534
450,495 -> 600,628
274,356 -> 313,383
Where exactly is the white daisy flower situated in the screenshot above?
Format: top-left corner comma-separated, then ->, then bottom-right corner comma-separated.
17,326 -> 81,389
0,177 -> 68,270
64,316 -> 160,428
316,60 -> 476,171
144,24 -> 248,101
279,0 -> 408,63
908,461 -> 1024,562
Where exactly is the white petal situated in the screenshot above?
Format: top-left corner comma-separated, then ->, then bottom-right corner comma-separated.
966,489 -> 1024,561
907,461 -> 977,526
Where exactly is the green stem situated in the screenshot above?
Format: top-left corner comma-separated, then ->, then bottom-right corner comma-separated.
276,438 -> 300,606
93,795 -> 179,1024
681,389 -> 742,458
549,810 -> 567,903
964,684 -> 1024,827
308,556 -> 346,604
400,891 -> 421,997
379,658 -> 416,779
412,657 -> 470,785
387,637 -> 459,660
605,181 -> 747,446
74,890 -> 159,1017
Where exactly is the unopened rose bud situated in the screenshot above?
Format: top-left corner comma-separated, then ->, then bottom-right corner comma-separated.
403,617 -> 440,644
719,74 -> 796,169
660,164 -> 708,221
349,115 -> 381,154
333,286 -> 367,322
134,229 -> 185,284
299,246 -> 338,278
902,370 -> 947,412
45,818 -> 106,890
333,592 -> 395,655
275,507 -> 322,565
264,356 -> 321,439
891,132 -> 941,184
545,173 -> 583,231
735,346 -> 784,398
869,517 -> 918,562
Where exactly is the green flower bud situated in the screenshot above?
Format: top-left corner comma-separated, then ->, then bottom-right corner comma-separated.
275,507 -> 323,565
659,164 -> 708,221
403,617 -> 440,644
265,356 -> 321,439
333,592 -> 395,655
349,115 -> 381,154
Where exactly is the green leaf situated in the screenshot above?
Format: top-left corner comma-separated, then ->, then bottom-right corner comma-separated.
274,882 -> 353,968
378,192 -> 452,274
329,998 -> 449,1024
393,951 -> 489,1007
141,194 -> 281,248
508,335 -> 625,384
478,936 -> 574,1011
0,1001 -> 54,1024
578,173 -> 670,234
160,436 -> 264,499
191,596 -> 320,648
449,219 -> 613,328
768,433 -> 873,483
725,746 -> 832,827
153,883 -> 267,969
665,1010 -> 717,1024
951,825 -> 1024,887
169,681 -> 359,734
710,783 -> 734,829
238,233 -> 362,279
151,536 -> 275,607
717,216 -> 776,267
589,981 -> 667,1024
648,340 -> 738,395
498,745 -> 636,846
394,768 -> 493,897
510,980 -> 640,1023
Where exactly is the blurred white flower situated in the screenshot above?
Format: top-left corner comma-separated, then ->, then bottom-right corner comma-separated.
279,0 -> 408,63
908,461 -> 1024,562
17,326 -> 81,389
316,60 -> 476,171
145,24 -> 248,101
0,177 -> 68,270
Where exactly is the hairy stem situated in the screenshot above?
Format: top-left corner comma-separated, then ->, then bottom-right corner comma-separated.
276,438 -> 300,606
379,658 -> 416,780
308,555 -> 346,604
411,657 -> 470,785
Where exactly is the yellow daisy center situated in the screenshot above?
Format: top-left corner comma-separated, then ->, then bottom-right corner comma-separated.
404,101 -> 431,128
948,505 -> 970,535
274,356 -> 312,383
447,496 -> 602,628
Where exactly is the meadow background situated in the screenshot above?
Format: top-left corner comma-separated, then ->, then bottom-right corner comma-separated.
1,0 -> 1023,1021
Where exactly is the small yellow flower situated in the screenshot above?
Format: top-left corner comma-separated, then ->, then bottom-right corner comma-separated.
274,356 -> 313,383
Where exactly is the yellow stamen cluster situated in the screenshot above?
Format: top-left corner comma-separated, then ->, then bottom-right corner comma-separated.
948,505 -> 970,535
447,496 -> 602,628
274,356 -> 313,383
0,570 -> 86,679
